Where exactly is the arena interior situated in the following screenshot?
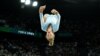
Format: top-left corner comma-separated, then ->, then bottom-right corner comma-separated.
0,0 -> 100,56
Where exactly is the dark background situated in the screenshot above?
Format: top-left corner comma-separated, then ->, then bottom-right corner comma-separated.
0,0 -> 100,56
0,0 -> 99,44
0,0 -> 99,38
0,0 -> 100,40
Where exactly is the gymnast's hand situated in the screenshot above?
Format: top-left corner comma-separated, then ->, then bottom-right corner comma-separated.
39,5 -> 46,13
51,9 -> 59,14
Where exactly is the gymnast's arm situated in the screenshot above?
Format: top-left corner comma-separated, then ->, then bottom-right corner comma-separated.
52,9 -> 61,24
56,10 -> 61,24
39,5 -> 46,23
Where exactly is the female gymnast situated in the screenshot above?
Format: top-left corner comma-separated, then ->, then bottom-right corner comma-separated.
39,5 -> 61,46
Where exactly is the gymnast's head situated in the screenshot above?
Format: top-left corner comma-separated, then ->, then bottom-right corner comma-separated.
46,24 -> 55,46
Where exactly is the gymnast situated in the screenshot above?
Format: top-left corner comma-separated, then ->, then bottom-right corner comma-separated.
39,5 -> 61,46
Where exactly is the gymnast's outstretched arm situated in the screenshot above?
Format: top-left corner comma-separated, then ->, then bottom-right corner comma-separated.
39,5 -> 46,23
39,5 -> 48,31
51,9 -> 61,24
51,9 -> 61,32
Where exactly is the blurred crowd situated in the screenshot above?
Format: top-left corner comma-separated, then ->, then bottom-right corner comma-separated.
0,37 -> 78,56
0,17 -> 100,56
0,36 -> 100,56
